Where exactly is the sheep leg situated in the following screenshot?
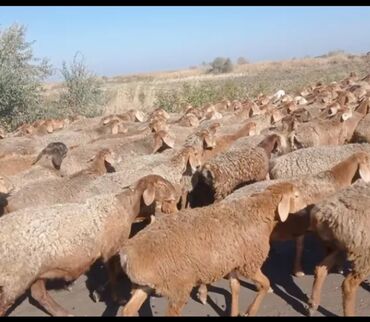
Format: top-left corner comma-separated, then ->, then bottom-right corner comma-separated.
306,250 -> 341,316
105,256 -> 121,303
342,272 -> 363,316
120,286 -> 150,316
229,271 -> 240,316
181,191 -> 189,209
0,302 -> 13,317
293,235 -> 305,277
196,284 -> 208,305
30,279 -> 73,316
244,269 -> 270,316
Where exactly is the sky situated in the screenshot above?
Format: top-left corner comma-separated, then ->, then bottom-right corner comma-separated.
1,6 -> 370,81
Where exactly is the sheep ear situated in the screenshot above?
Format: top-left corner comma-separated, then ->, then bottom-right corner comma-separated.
329,107 -> 338,116
135,110 -> 145,122
162,132 -> 175,149
203,135 -> 214,149
52,154 -> 63,170
188,152 -> 198,172
111,124 -> 119,135
152,134 -> 163,154
143,185 -> 156,206
277,193 -> 291,222
272,136 -> 281,153
359,162 -> 370,182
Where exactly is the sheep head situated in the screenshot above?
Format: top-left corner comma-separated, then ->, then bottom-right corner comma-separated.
198,163 -> 215,187
353,151 -> 370,182
199,129 -> 216,150
151,108 -> 170,120
179,113 -> 200,127
267,182 -> 307,223
134,174 -> 180,214
180,146 -> 202,175
149,117 -> 168,133
33,142 -> 68,170
152,130 -> 175,154
88,148 -> 120,173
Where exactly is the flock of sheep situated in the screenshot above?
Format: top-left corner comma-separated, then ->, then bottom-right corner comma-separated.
0,71 -> 370,316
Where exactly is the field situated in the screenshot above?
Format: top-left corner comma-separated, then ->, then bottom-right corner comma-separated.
42,53 -> 370,116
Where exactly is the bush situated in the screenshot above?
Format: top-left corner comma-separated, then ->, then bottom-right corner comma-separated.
154,79 -> 248,112
237,57 -> 249,65
57,52 -> 107,117
0,24 -> 52,130
208,57 -> 233,74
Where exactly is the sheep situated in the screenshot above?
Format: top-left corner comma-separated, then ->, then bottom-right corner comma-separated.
290,110 -> 351,149
270,143 -> 370,179
193,134 -> 281,204
119,182 -> 307,316
152,130 -> 176,154
306,178 -> 370,316
271,89 -> 285,103
290,98 -> 369,150
183,122 -> 220,152
0,135 -> 56,177
201,121 -> 256,161
101,109 -> 145,125
69,148 -> 117,177
0,143 -> 69,189
195,151 -> 370,304
32,142 -> 68,170
0,174 -> 179,316
353,113 -> 370,143
351,97 -> 370,143
4,148 -> 120,213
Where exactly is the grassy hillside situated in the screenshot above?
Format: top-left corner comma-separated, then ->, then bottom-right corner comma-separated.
42,53 -> 370,115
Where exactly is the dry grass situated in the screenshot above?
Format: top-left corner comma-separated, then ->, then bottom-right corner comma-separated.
41,53 -> 370,115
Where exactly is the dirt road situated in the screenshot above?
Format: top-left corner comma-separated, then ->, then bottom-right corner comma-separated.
8,236 -> 370,316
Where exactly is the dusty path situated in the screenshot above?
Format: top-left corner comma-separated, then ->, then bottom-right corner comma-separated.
8,236 -> 370,316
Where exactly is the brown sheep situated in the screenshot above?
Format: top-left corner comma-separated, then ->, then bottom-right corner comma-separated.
0,175 -> 179,316
119,182 -> 307,316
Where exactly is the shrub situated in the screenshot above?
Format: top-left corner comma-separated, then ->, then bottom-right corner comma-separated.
208,57 -> 233,74
0,23 -> 52,131
237,57 -> 249,65
57,52 -> 107,117
154,79 -> 248,112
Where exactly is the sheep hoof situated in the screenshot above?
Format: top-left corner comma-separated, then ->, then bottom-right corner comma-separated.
198,294 -> 207,305
305,304 -> 316,317
294,271 -> 305,277
90,290 -> 102,303
196,291 -> 207,305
